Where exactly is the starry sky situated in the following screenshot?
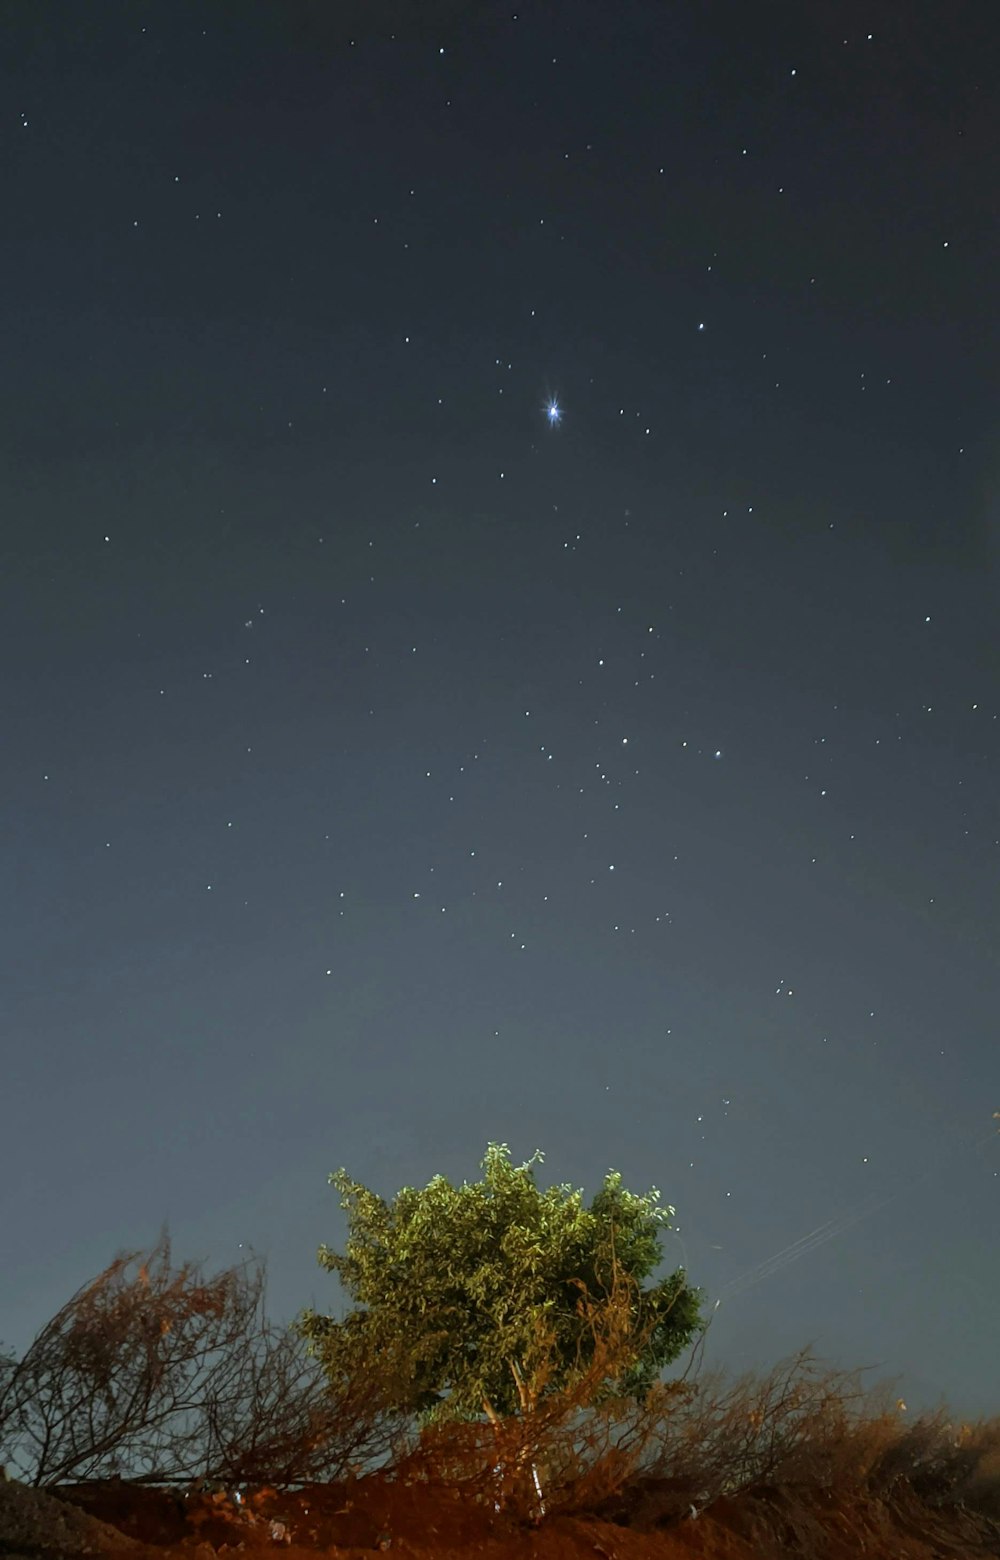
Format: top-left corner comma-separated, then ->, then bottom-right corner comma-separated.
3,0 -> 998,1419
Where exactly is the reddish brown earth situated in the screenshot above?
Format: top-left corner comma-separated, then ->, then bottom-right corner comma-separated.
6,1474 -> 996,1560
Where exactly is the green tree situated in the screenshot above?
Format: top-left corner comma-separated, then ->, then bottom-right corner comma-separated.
298,1143 -> 703,1427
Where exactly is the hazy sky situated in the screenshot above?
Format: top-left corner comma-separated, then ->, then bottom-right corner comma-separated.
3,0 -> 997,1417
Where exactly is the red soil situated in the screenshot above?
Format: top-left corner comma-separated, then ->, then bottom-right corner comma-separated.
52,1474 -> 1000,1560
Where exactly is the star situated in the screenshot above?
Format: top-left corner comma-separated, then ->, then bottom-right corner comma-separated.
545,397 -> 562,426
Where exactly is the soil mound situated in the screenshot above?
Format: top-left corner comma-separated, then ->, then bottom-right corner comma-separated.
4,1475 -> 999,1560
0,1477 -> 132,1559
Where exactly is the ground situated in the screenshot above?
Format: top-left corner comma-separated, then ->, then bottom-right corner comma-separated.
3,1474 -> 1000,1560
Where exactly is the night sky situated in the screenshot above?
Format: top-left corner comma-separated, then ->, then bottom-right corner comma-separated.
3,1 -> 997,1418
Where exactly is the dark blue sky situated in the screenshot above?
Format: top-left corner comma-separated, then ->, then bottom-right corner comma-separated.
3,0 -> 997,1417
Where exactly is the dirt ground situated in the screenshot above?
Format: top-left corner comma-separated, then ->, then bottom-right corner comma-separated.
4,1473 -> 1000,1560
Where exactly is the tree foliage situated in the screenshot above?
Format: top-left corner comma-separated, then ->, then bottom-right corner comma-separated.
299,1143 -> 704,1426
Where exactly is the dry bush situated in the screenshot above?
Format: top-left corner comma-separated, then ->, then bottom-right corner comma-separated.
864,1413 -> 1000,1516
389,1344 -> 1000,1532
582,1346 -> 885,1525
383,1265 -> 702,1523
0,1231 -> 405,1488
391,1418 -> 498,1499
761,1378 -> 1000,1520
531,1378 -> 699,1517
376,1303 -> 1000,1533
953,1421 -> 1000,1519
580,1346 -> 1000,1529
502,1273 -> 663,1513
509,1349 -> 888,1530
196,1306 -> 408,1489
804,1400 -> 911,1490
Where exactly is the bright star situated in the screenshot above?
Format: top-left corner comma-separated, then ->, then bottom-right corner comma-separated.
545,397 -> 562,426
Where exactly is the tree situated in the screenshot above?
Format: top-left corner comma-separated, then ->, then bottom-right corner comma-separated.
298,1143 -> 704,1431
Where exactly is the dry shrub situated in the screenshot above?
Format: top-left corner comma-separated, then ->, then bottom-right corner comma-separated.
569,1347 -> 1000,1530
357,1277 -> 1000,1530
391,1419 -> 499,1499
532,1378 -> 698,1517
0,1231 -> 405,1488
866,1413 -> 1000,1516
501,1275 -> 676,1516
626,1347 -> 873,1508
562,1347 -> 904,1527
380,1264 -> 699,1522
766,1383 -> 1000,1520
490,1264 -> 704,1518
957,1423 -> 1000,1519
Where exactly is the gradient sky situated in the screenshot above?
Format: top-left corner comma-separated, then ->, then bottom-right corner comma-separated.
3,1 -> 997,1419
